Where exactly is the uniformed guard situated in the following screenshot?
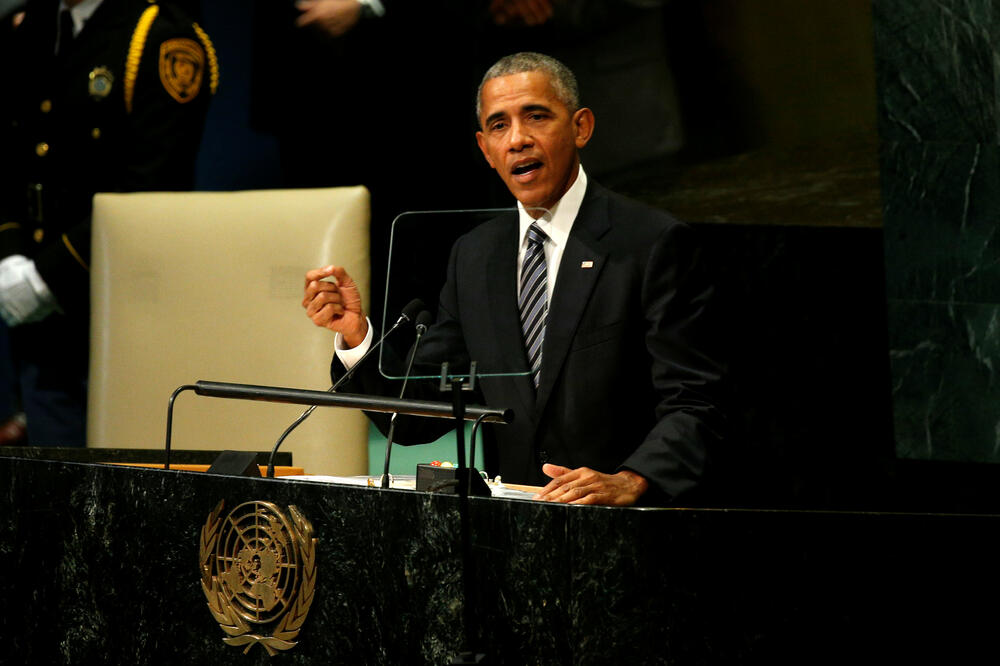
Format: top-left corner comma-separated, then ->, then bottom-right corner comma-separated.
0,0 -> 218,445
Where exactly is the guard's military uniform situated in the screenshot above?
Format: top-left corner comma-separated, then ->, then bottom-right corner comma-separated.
0,0 -> 217,444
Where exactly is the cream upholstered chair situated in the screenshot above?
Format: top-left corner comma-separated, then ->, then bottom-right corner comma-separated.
87,187 -> 371,476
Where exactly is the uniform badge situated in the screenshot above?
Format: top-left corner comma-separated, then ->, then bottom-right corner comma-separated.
199,500 -> 317,656
88,66 -> 114,99
159,38 -> 204,103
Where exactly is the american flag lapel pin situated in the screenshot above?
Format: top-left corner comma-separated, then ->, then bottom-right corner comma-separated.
581,260 -> 594,269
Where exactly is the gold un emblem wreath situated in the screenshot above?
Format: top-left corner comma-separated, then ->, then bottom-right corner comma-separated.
199,500 -> 317,655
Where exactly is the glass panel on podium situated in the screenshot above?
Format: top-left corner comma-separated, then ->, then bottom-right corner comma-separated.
378,208 -> 541,382
376,208 -> 545,494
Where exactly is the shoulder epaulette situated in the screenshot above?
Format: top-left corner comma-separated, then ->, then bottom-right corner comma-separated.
192,22 -> 219,95
124,4 -> 160,114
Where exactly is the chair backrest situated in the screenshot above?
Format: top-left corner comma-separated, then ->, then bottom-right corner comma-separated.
88,187 -> 371,475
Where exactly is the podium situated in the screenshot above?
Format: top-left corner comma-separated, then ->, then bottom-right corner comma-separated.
2,454 -> 998,664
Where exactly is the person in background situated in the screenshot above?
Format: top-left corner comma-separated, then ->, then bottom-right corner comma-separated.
0,0 -> 217,445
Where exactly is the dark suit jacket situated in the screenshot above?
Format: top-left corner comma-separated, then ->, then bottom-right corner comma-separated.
340,180 -> 726,503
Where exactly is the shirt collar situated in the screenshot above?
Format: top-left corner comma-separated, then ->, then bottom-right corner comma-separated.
517,165 -> 588,249
60,0 -> 103,36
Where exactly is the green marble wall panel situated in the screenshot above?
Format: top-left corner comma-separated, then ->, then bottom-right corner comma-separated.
881,142 -> 1000,303
888,301 -> 1000,460
875,0 -> 1000,460
874,0 -> 997,143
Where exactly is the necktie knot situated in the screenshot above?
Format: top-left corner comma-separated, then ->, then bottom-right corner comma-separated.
526,222 -> 548,247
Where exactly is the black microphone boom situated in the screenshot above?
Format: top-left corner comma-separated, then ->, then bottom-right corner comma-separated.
163,381 -> 511,472
192,381 -> 511,422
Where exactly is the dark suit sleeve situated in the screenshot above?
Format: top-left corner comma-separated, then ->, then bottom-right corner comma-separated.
619,221 -> 727,503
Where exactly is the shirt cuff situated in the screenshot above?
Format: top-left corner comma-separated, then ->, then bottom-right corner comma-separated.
357,0 -> 385,18
334,317 -> 374,370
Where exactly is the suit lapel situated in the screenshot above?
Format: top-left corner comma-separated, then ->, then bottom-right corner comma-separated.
535,184 -> 610,417
485,214 -> 537,423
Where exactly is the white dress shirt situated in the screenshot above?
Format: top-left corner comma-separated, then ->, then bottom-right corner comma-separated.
516,165 -> 588,299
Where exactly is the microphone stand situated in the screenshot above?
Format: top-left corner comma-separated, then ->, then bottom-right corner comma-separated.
468,414 -> 489,471
439,362 -> 487,665
381,311 -> 431,488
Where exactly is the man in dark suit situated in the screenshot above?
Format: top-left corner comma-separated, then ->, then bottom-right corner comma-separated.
303,52 -> 724,506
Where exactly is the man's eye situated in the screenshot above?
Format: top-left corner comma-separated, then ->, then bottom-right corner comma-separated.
490,122 -> 507,131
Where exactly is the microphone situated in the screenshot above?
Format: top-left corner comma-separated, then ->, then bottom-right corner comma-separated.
381,309 -> 433,488
265,298 -> 424,478
415,310 -> 432,336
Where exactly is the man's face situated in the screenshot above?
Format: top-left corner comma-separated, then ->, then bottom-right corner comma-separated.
476,71 -> 594,214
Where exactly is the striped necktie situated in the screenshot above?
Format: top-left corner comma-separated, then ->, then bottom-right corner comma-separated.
519,222 -> 548,387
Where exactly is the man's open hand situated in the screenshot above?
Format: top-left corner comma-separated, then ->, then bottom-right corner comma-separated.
533,463 -> 649,506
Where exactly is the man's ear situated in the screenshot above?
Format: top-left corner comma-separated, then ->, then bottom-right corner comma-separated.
475,131 -> 496,170
573,107 -> 595,149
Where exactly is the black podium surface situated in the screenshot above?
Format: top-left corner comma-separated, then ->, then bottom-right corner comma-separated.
2,455 -> 997,665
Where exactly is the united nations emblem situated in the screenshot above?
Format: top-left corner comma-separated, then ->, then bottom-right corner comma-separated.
199,501 -> 317,655
159,37 -> 204,103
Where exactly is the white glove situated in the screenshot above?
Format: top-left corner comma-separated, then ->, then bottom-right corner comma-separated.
0,255 -> 59,326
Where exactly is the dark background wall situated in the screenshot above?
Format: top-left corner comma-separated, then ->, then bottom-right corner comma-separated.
664,0 -> 878,159
192,1 -> 881,188
193,0 -> 279,190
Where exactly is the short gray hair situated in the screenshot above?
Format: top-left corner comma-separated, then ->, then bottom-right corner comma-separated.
476,52 -> 580,123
